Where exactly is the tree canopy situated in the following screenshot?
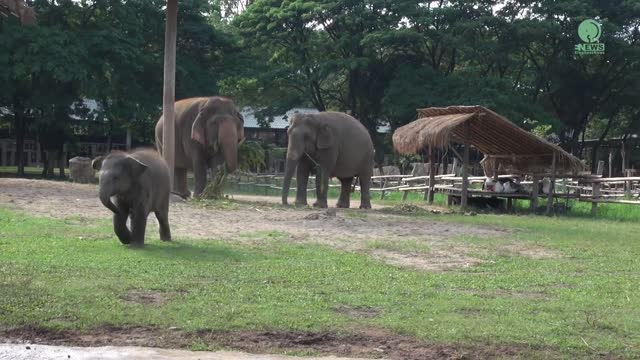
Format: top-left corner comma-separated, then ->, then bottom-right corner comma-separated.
1,0 -> 639,175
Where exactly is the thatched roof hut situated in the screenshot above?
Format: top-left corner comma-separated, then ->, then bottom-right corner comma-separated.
0,0 -> 36,25
393,105 -> 583,176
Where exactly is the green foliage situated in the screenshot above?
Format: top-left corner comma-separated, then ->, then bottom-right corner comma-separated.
267,147 -> 287,161
202,141 -> 266,199
0,0 -> 240,156
237,141 -> 267,172
2,205 -> 640,357
1,0 -> 639,172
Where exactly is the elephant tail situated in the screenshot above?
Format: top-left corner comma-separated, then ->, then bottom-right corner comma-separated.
155,138 -> 163,155
155,130 -> 163,155
154,116 -> 164,155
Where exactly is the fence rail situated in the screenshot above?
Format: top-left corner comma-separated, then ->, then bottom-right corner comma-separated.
225,171 -> 640,215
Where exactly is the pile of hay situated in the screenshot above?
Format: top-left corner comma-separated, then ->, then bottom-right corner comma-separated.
69,157 -> 96,183
202,141 -> 266,199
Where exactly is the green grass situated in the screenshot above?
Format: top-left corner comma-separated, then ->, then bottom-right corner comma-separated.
517,199 -> 640,222
1,206 -> 639,358
0,166 -> 68,179
228,182 -> 640,222
366,239 -> 431,254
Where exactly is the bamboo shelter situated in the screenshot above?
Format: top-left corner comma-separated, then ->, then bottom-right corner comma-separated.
393,106 -> 584,211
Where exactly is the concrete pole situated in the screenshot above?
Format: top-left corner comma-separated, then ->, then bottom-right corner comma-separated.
162,0 -> 178,189
126,128 -> 132,150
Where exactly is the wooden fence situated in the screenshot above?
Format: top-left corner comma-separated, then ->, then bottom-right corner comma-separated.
226,171 -> 640,215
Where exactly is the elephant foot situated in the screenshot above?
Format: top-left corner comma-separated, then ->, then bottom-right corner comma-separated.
295,200 -> 308,208
312,201 -> 328,209
160,233 -> 172,242
359,202 -> 372,210
171,191 -> 190,201
116,233 -> 131,245
336,201 -> 350,208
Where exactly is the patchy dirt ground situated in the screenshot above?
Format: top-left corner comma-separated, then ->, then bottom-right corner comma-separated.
0,178 -> 558,271
0,326 -> 555,360
0,178 -> 568,359
0,343 -> 367,360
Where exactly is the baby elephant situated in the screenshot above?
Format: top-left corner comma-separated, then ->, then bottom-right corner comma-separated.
92,149 -> 171,247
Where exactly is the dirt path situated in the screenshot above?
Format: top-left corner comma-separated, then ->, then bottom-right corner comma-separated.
0,178 -> 552,271
0,326 -> 539,360
0,179 -> 557,359
0,343 -> 367,360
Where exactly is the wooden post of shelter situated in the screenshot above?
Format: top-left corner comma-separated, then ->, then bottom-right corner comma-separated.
427,145 -> 436,204
461,121 -> 470,210
621,141 -> 626,175
625,169 -> 633,198
608,150 -> 613,177
591,181 -> 600,217
596,160 -> 604,176
451,157 -> 459,175
162,0 -> 178,189
531,175 -> 540,212
546,152 -> 556,216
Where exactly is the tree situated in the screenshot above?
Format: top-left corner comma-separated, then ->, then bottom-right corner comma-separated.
505,0 -> 640,154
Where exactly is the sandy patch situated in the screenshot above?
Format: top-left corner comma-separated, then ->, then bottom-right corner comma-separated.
0,178 -> 556,271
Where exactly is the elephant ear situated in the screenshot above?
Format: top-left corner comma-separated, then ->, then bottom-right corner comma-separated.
191,111 -> 207,146
235,109 -> 244,125
92,156 -> 105,171
234,110 -> 246,144
317,124 -> 333,150
125,156 -> 149,178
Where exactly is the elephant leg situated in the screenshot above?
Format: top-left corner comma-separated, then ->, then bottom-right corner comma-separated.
192,151 -> 208,197
155,210 -> 171,242
130,208 -> 148,247
295,160 -> 310,207
336,177 -> 353,208
313,169 -> 329,208
113,211 -> 131,245
174,167 -> 189,198
359,175 -> 372,209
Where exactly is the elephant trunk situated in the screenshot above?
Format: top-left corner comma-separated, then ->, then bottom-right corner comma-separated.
219,119 -> 238,173
100,190 -> 120,214
281,158 -> 298,205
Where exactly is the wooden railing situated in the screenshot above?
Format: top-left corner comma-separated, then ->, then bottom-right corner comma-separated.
226,171 -> 640,215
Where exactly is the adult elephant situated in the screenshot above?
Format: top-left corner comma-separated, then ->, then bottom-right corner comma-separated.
155,97 -> 245,198
281,112 -> 373,209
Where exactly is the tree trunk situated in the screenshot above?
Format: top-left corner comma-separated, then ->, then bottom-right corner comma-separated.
590,117 -> 614,174
41,149 -> 49,178
107,119 -> 113,151
58,149 -> 65,178
14,111 -> 26,176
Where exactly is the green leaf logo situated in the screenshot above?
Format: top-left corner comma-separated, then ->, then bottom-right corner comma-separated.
578,19 -> 602,43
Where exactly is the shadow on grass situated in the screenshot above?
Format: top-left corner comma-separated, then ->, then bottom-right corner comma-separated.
136,240 -> 254,264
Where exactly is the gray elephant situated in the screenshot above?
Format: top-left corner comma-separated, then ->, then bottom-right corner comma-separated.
92,149 -> 171,247
281,112 -> 374,209
155,97 -> 245,198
